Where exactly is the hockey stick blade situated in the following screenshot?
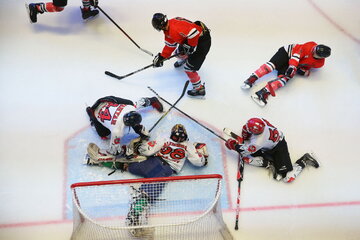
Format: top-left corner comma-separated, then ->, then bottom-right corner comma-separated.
105,71 -> 124,80
223,128 -> 240,139
140,47 -> 154,57
148,80 -> 189,133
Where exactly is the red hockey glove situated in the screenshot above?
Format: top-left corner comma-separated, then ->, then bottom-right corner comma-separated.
225,139 -> 237,151
285,65 -> 297,78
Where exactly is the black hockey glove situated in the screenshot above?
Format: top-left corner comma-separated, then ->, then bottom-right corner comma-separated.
285,65 -> 297,78
296,68 -> 310,76
90,0 -> 98,7
153,53 -> 165,67
132,124 -> 150,140
182,43 -> 196,55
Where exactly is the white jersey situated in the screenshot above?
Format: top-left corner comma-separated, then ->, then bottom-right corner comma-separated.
138,137 -> 206,173
94,102 -> 137,155
240,123 -> 284,156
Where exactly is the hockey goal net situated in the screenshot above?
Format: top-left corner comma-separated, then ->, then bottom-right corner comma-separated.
70,174 -> 232,240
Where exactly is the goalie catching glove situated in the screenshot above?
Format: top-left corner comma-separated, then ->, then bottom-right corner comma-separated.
194,142 -> 209,166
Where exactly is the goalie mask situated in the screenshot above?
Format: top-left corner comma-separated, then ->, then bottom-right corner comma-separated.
246,118 -> 265,135
152,13 -> 168,31
170,124 -> 188,142
123,111 -> 142,127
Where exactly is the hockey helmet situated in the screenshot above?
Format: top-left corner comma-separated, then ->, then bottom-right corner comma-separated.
170,124 -> 188,142
314,44 -> 331,58
123,111 -> 142,127
246,118 -> 266,135
152,13 -> 168,31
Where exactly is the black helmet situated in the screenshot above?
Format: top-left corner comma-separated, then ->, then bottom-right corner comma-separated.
152,13 -> 168,31
123,111 -> 142,126
170,124 -> 188,142
314,44 -> 331,58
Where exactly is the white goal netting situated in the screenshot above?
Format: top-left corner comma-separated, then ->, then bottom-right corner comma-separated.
70,174 -> 233,240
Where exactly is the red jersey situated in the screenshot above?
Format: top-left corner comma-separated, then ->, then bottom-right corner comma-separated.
287,41 -> 325,70
161,17 -> 203,58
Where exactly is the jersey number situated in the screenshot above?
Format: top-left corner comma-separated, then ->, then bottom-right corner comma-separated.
160,147 -> 186,160
268,128 -> 280,143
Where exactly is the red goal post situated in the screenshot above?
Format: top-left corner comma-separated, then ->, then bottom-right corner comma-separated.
70,174 -> 233,240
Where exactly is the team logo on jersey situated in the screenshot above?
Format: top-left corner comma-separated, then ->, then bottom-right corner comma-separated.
247,145 -> 256,153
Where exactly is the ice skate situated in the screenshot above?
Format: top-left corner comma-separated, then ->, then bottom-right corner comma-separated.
251,88 -> 270,107
25,3 -> 39,23
241,74 -> 258,90
149,97 -> 163,112
81,7 -> 99,20
300,153 -> 320,168
187,84 -> 206,98
174,59 -> 186,68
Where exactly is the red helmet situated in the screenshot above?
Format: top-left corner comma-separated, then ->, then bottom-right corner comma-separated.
246,118 -> 265,135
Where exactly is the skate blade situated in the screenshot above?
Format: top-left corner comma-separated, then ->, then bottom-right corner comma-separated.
187,95 -> 206,100
251,95 -> 266,107
82,12 -> 100,22
241,84 -> 251,90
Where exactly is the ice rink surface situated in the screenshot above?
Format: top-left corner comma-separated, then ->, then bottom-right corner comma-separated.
1,0 -> 360,239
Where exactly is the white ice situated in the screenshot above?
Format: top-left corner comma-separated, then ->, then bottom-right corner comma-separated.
1,0 -> 360,239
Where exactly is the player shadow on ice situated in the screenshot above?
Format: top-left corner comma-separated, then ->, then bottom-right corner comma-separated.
29,7 -> 101,35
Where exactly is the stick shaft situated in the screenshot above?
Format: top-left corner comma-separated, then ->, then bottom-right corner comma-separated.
148,86 -> 226,141
97,6 -> 153,56
149,81 -> 190,132
105,54 -> 179,80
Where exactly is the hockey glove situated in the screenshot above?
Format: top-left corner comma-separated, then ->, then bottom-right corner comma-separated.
90,0 -> 98,7
225,139 -> 237,150
194,142 -> 209,166
182,43 -> 196,55
132,124 -> 150,140
296,68 -> 310,77
285,65 -> 297,78
153,53 -> 165,67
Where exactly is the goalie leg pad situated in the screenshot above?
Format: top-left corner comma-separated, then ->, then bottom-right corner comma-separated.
87,143 -> 116,163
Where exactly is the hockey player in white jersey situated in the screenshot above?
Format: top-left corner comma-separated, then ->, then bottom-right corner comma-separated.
85,95 -> 163,157
225,117 -> 319,183
86,123 -> 208,237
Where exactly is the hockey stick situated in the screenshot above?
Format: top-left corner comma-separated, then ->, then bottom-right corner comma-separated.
149,81 -> 190,133
234,156 -> 244,230
105,54 -> 179,80
148,86 -> 227,141
222,128 -> 244,230
97,6 -> 153,57
223,128 -> 240,140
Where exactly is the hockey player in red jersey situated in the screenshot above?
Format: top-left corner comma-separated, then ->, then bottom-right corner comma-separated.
25,0 -> 99,23
151,13 -> 211,98
225,117 -> 320,183
242,42 -> 331,106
